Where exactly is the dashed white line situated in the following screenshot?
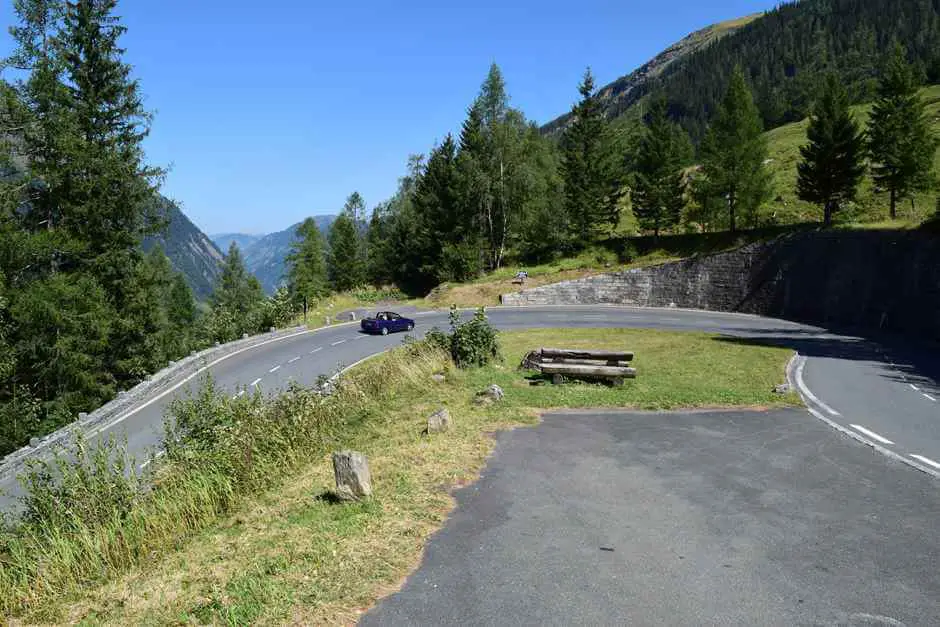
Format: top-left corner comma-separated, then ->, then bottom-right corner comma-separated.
269,365 -> 281,373
310,347 -> 323,354
923,393 -> 937,402
849,424 -> 894,445
331,340 -> 346,346
288,356 -> 300,364
910,454 -> 940,470
910,384 -> 920,391
250,378 -> 262,387
232,390 -> 245,399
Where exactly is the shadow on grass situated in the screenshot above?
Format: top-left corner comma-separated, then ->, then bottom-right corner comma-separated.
313,490 -> 344,505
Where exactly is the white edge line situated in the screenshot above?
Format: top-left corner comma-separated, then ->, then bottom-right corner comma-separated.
911,455 -> 940,470
910,384 -> 920,391
849,424 -> 894,445
787,354 -> 940,480
793,357 -> 841,416
86,328 -> 312,438
269,365 -> 281,373
288,356 -> 300,363
924,393 -> 936,402
250,378 -> 262,387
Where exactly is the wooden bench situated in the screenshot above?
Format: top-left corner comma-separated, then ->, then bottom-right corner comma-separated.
521,348 -> 636,386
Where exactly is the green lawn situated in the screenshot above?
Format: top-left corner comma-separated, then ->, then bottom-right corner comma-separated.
26,329 -> 795,625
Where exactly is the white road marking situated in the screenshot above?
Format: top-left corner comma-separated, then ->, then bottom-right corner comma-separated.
910,454 -> 940,470
250,378 -> 262,387
849,424 -> 894,445
83,328 -> 313,439
288,356 -> 300,364
331,340 -> 346,346
231,390 -> 245,399
924,393 -> 937,402
310,347 -> 323,354
269,365 -> 281,373
910,384 -> 920,391
793,357 -> 841,416
140,450 -> 164,470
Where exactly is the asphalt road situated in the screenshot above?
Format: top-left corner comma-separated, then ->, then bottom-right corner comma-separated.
362,408 -> 940,626
1,306 -> 938,510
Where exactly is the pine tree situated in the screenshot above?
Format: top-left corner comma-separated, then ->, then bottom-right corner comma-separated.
166,273 -> 195,358
342,191 -> 366,224
560,68 -> 618,244
286,217 -> 329,305
697,66 -> 772,232
327,214 -> 364,292
632,98 -> 690,237
868,45 -> 939,219
796,74 -> 866,226
211,242 -> 263,316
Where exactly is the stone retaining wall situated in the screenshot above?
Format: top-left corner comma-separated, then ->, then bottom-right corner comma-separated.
502,230 -> 940,339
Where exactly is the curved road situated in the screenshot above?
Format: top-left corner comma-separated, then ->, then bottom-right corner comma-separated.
1,305 -> 937,510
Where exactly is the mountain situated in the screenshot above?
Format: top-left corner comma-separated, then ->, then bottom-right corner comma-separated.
142,196 -> 224,300
238,215 -> 336,294
543,0 -> 940,143
211,233 -> 262,253
541,13 -> 760,135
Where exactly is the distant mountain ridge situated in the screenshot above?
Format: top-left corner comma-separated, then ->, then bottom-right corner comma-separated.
212,214 -> 336,294
142,196 -> 224,300
541,14 -> 760,135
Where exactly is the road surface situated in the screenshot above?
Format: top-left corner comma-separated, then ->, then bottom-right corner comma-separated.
1,306 -> 937,511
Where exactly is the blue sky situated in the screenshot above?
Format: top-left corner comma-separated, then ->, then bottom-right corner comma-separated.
0,0 -> 779,235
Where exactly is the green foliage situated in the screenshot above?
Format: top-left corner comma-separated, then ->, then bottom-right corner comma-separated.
797,74 -> 867,226
446,306 -> 500,368
327,213 -> 364,292
632,97 -> 691,236
561,68 -> 619,244
868,45 -> 939,218
696,66 -> 773,232
286,217 -> 329,306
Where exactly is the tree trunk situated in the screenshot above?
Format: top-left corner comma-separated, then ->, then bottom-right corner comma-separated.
823,201 -> 833,227
890,188 -> 897,220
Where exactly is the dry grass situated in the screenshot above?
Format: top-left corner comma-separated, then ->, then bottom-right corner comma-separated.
27,329 -> 795,625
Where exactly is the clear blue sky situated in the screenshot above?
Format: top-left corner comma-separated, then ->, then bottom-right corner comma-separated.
0,0 -> 779,235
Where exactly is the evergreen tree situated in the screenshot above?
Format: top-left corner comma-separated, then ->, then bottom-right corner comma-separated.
117,245 -> 174,377
166,273 -> 195,358
868,45 -> 939,219
697,66 -> 772,232
327,214 -> 364,292
286,217 -> 328,305
560,68 -> 618,244
796,74 -> 867,226
211,242 -> 263,316
632,98 -> 691,237
342,191 -> 366,224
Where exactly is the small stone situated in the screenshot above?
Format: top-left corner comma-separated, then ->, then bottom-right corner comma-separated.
431,374 -> 446,383
332,451 -> 372,501
243,333 -> 249,340
29,437 -> 39,448
773,383 -> 791,395
78,412 -> 88,420
483,384 -> 504,401
427,408 -> 450,434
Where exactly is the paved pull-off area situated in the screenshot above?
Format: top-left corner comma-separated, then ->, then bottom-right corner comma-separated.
362,408 -> 940,626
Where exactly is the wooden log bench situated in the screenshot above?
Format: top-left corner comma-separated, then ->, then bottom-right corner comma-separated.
521,348 -> 636,386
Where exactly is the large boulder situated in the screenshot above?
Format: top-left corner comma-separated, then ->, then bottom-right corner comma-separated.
427,408 -> 451,434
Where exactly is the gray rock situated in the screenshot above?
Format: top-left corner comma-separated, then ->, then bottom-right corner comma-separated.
243,333 -> 249,340
78,412 -> 88,420
431,374 -> 446,383
269,326 -> 276,333
332,450 -> 372,501
427,408 -> 451,434
28,437 -> 39,448
483,384 -> 504,401
773,383 -> 792,395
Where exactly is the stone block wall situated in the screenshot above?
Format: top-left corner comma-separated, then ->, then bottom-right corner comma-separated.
501,230 -> 940,339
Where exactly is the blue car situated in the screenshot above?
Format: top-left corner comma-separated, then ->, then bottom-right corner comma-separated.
360,311 -> 415,335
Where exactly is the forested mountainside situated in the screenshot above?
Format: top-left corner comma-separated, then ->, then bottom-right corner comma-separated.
544,0 -> 940,143
143,196 -> 224,300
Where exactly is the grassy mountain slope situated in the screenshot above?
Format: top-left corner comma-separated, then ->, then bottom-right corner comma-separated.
142,196 -> 224,300
762,84 -> 940,226
541,13 -> 759,134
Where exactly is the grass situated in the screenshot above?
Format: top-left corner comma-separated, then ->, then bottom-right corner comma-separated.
13,328 -> 796,624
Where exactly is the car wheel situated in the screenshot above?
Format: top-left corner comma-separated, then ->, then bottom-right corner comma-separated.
381,327 -> 389,336
408,323 -> 414,331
